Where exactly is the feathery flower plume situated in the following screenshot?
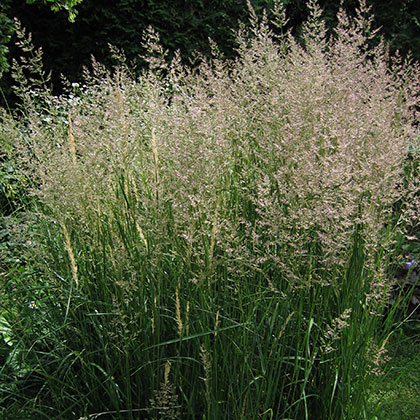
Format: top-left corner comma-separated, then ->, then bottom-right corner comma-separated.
61,221 -> 79,287
67,114 -> 77,164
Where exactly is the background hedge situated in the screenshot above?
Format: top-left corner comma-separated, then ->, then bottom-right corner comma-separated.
0,0 -> 420,107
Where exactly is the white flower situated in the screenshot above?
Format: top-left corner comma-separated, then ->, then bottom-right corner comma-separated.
28,301 -> 38,309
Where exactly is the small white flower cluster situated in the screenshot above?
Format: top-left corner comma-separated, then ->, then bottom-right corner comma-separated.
28,301 -> 38,309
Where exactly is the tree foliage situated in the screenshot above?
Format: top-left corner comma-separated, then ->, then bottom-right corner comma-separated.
0,0 -> 14,79
0,0 -> 83,79
0,0 -> 420,100
25,0 -> 83,22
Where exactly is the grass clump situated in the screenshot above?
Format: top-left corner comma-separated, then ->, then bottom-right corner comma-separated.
1,0 -> 420,419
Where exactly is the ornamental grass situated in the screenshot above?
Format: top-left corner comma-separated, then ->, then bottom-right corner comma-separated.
1,1 -> 420,419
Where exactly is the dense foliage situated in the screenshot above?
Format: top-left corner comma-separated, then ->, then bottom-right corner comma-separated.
0,0 -> 82,77
1,0 -> 420,105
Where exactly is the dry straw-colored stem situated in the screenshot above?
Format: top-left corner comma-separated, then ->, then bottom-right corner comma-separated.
185,301 -> 190,336
151,128 -> 159,203
116,72 -> 130,173
214,310 -> 220,337
151,296 -> 157,334
164,360 -> 172,385
135,220 -> 149,253
269,312 -> 295,358
67,114 -> 77,164
175,280 -> 183,335
61,221 -> 79,287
